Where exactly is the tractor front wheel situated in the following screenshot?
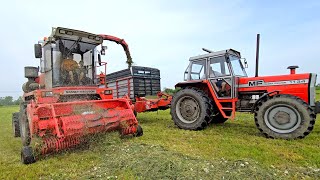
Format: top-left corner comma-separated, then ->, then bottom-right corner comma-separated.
170,87 -> 213,130
21,146 -> 36,164
254,94 -> 316,139
12,112 -> 21,137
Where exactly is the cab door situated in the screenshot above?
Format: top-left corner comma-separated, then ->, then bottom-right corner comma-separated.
207,55 -> 237,119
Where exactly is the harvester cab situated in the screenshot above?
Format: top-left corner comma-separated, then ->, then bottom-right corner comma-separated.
13,27 -> 143,164
37,27 -> 103,88
171,37 -> 319,140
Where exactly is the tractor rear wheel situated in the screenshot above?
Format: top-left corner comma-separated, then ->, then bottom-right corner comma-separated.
12,112 -> 21,137
254,94 -> 316,139
21,146 -> 36,164
20,108 -> 31,146
170,87 -> 213,130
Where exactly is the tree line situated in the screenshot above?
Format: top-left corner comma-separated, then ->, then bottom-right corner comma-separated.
0,96 -> 22,106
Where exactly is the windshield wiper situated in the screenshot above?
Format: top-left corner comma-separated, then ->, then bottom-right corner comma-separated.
66,37 -> 81,57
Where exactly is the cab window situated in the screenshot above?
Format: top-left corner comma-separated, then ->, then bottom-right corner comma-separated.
191,59 -> 206,80
209,56 -> 230,77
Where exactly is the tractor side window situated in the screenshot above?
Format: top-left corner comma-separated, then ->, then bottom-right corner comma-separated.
184,63 -> 191,80
209,56 -> 230,77
190,60 -> 205,80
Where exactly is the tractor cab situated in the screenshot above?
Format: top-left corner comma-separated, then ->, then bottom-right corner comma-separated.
34,27 -> 105,89
184,49 -> 247,98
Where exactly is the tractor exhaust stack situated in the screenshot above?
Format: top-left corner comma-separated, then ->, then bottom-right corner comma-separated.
255,34 -> 260,77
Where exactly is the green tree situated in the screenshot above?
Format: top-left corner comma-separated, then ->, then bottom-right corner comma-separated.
163,88 -> 180,95
13,96 -> 22,105
0,96 -> 13,106
0,96 -> 21,106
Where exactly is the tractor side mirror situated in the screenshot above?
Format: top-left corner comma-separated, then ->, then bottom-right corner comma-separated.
34,44 -> 42,58
98,54 -> 102,66
101,45 -> 107,55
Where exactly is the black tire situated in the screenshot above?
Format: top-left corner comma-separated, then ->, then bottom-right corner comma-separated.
134,125 -> 143,137
21,146 -> 36,164
254,94 -> 316,139
20,108 -> 31,146
170,87 -> 214,130
211,111 -> 231,124
12,112 -> 21,137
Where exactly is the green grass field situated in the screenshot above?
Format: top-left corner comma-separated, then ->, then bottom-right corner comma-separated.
0,91 -> 319,179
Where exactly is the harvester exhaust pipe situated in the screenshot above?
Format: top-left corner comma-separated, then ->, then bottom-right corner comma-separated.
202,48 -> 214,53
255,34 -> 260,77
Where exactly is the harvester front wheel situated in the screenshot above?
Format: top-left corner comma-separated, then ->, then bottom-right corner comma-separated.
12,112 -> 21,137
254,94 -> 316,139
171,87 -> 213,130
21,146 -> 36,164
134,125 -> 143,137
20,108 -> 31,146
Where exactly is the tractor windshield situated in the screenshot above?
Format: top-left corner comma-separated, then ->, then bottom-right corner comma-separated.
229,55 -> 247,76
50,39 -> 97,87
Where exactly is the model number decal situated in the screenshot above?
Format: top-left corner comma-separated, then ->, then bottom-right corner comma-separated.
243,79 -> 309,87
248,80 -> 264,86
64,90 -> 97,94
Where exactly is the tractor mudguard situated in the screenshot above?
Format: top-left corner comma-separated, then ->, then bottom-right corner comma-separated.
251,91 -> 280,113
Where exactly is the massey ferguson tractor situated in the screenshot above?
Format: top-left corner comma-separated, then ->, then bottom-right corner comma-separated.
12,27 -> 143,164
171,34 -> 320,139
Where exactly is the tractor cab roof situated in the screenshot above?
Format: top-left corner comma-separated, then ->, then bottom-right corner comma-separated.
189,49 -> 241,61
45,27 -> 103,45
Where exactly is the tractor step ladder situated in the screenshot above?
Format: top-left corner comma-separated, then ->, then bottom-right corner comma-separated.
215,98 -> 237,120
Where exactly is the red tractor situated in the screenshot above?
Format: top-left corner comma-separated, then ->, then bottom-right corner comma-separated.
170,35 -> 320,139
12,27 -> 143,164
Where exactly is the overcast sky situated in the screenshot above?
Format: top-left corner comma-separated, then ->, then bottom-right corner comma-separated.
0,0 -> 319,98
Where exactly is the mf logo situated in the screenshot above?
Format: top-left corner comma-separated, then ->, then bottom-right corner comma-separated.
248,80 -> 264,86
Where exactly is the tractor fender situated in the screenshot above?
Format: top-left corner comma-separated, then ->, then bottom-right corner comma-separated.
175,80 -> 209,91
251,90 -> 280,113
175,80 -> 205,88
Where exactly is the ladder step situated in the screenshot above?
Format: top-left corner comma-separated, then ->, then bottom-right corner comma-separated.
221,107 -> 233,110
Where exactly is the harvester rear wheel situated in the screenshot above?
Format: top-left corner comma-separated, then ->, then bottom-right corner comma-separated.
171,87 -> 213,130
254,94 -> 316,139
12,112 -> 21,137
20,108 -> 31,146
21,146 -> 36,164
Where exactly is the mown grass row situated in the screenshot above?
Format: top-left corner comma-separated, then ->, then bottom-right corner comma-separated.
0,91 -> 319,179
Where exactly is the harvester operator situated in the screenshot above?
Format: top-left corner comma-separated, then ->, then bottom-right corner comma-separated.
60,54 -> 84,85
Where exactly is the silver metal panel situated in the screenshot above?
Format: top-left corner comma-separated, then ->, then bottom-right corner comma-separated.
238,79 -> 309,88
107,78 -> 134,99
189,49 -> 241,61
310,73 -> 317,106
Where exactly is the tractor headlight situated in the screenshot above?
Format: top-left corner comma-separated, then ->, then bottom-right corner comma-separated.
42,91 -> 53,97
104,90 -> 112,95
59,29 -> 66,34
